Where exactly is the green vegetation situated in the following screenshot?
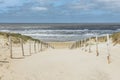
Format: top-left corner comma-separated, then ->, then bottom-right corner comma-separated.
111,32 -> 120,45
0,32 -> 41,44
90,32 -> 120,45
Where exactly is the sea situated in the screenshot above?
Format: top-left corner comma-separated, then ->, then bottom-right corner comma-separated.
0,23 -> 120,42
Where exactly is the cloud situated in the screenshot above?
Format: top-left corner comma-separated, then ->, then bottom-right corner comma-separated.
66,0 -> 120,13
97,0 -> 120,5
0,0 -> 32,13
95,0 -> 120,11
0,0 -> 120,23
69,3 -> 95,10
31,6 -> 48,11
64,0 -> 98,12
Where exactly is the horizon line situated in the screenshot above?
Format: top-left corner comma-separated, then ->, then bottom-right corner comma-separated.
0,22 -> 120,24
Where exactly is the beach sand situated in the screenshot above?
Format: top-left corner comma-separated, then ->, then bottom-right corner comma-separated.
0,39 -> 120,80
48,42 -> 74,49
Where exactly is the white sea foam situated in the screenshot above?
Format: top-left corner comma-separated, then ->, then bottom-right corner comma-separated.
0,30 -> 11,32
23,33 -> 82,36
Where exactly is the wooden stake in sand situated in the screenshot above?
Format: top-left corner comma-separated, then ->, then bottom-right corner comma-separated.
40,42 -> 43,51
20,38 -> 24,56
107,34 -> 111,64
84,39 -> 87,52
81,40 -> 83,49
89,38 -> 91,53
80,40 -> 81,48
38,42 -> 40,52
78,41 -> 80,48
81,40 -> 84,50
75,42 -> 77,48
34,41 -> 36,53
29,41 -> 31,55
96,35 -> 99,56
9,36 -> 13,58
81,40 -> 83,48
47,44 -> 48,48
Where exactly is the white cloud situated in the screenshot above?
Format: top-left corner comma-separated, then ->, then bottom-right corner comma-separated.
70,3 -> 94,10
96,0 -> 120,10
0,0 -> 27,7
68,1 -> 95,11
69,0 -> 120,12
97,0 -> 120,3
35,0 -> 57,4
32,6 -> 48,11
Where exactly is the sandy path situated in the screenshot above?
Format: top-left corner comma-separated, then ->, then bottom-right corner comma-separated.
0,47 -> 117,80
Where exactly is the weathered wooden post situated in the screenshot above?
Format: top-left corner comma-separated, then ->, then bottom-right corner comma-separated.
46,43 -> 48,49
72,43 -> 74,49
107,34 -> 111,64
75,42 -> 77,48
96,35 -> 99,56
36,41 -> 38,53
78,41 -> 80,48
40,42 -> 43,51
83,40 -> 85,51
89,38 -> 91,53
34,41 -> 36,53
20,38 -> 24,56
74,43 -> 75,49
81,40 -> 84,50
9,36 -> 13,59
79,41 -> 81,48
38,42 -> 40,52
84,39 -> 87,52
46,43 -> 48,48
29,41 -> 31,55
80,40 -> 82,48
77,41 -> 79,48
78,41 -> 79,48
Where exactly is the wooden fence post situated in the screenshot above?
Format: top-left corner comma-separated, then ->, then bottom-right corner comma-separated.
79,41 -> 81,48
40,42 -> 42,51
81,40 -> 84,50
107,34 -> 111,64
84,39 -> 87,52
47,44 -> 48,48
34,41 -> 36,53
96,35 -> 99,56
9,36 -> 13,59
38,42 -> 40,52
80,40 -> 82,48
89,38 -> 91,53
29,41 -> 31,55
20,38 -> 24,56
75,42 -> 77,48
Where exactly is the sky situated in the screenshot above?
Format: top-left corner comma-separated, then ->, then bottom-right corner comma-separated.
0,0 -> 120,23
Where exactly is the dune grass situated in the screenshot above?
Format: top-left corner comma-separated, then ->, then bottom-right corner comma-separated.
111,32 -> 120,45
0,32 -> 41,44
71,32 -> 120,49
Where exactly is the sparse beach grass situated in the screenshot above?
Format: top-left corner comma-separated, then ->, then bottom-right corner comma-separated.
111,32 -> 120,45
0,32 -> 41,44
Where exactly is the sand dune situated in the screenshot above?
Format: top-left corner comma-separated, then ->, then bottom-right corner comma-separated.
0,41 -> 120,80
